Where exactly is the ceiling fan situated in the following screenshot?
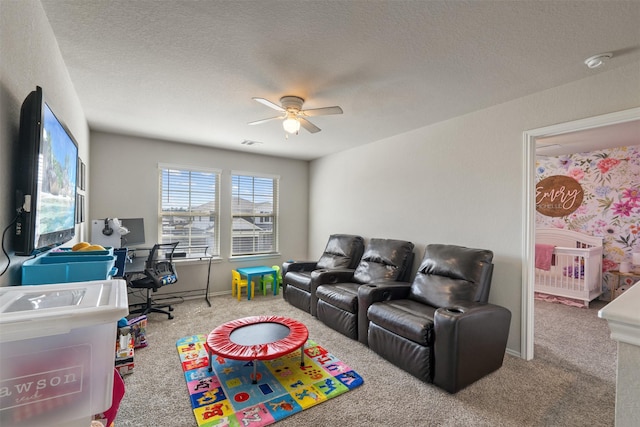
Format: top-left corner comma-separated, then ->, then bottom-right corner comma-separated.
248,96 -> 343,134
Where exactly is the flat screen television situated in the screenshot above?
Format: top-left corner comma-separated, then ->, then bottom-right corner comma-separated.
14,86 -> 79,256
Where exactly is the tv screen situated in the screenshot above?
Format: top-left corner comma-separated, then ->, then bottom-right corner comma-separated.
15,86 -> 78,256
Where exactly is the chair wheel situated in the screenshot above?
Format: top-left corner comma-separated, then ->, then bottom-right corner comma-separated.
168,314 -> 174,320
169,307 -> 174,311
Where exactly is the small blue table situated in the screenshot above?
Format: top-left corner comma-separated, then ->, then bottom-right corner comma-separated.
236,266 -> 277,300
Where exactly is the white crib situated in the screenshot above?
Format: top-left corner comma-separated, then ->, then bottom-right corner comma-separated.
534,228 -> 603,307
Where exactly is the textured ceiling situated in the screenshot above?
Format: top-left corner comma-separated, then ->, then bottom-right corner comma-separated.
40,0 -> 640,160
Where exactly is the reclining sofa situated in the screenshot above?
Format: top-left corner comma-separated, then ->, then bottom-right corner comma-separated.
282,234 -> 364,316
359,244 -> 511,393
314,238 -> 415,340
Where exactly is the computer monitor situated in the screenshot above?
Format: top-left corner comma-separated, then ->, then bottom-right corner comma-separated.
119,218 -> 145,247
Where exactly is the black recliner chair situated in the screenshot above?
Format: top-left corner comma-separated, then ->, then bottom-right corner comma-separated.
282,234 -> 364,316
315,238 -> 415,341
359,244 -> 511,393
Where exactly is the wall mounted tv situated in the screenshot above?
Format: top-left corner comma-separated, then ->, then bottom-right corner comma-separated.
14,86 -> 78,256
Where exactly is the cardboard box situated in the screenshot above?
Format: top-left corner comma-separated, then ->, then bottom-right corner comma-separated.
115,326 -> 135,375
128,315 -> 148,348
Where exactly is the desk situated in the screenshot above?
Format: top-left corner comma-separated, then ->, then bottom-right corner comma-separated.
237,266 -> 277,300
124,255 -> 146,275
124,245 -> 214,307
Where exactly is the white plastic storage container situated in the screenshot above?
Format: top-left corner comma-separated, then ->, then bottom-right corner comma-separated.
0,280 -> 128,427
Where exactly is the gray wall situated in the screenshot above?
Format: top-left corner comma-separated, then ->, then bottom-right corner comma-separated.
0,0 -> 90,286
308,61 -> 640,356
89,131 -> 309,297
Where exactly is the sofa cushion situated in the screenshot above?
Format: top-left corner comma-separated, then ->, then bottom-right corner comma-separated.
284,271 -> 312,292
353,238 -> 414,284
316,283 -> 360,313
316,234 -> 365,269
367,299 -> 436,346
410,244 -> 493,308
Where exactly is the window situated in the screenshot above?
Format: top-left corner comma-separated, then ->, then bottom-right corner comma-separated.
231,173 -> 279,256
159,165 -> 220,257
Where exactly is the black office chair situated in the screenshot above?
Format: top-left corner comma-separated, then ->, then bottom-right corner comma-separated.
127,242 -> 179,319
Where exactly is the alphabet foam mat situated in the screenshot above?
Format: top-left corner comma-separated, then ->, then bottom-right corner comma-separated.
176,335 -> 363,426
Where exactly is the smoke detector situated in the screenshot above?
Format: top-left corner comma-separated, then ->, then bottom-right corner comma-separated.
584,53 -> 613,69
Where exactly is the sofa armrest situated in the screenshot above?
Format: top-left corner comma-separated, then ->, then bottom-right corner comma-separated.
283,261 -> 318,275
310,268 -> 356,284
433,303 -> 511,393
357,282 -> 412,345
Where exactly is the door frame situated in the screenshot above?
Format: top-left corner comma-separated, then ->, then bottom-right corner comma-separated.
521,107 -> 640,360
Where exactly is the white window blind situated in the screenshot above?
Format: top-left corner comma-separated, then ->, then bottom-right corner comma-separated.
159,166 -> 219,257
231,173 -> 279,256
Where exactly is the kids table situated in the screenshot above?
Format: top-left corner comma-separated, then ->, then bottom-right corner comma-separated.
236,266 -> 278,300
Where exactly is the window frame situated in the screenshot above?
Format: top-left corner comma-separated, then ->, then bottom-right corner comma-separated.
230,171 -> 279,257
158,163 -> 221,259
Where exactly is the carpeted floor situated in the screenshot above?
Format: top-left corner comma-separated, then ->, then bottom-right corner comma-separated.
115,293 -> 616,426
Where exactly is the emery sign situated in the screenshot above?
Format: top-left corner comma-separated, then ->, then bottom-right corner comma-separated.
536,175 -> 584,217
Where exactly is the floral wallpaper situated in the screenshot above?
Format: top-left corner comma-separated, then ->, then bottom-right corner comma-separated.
536,144 -> 640,299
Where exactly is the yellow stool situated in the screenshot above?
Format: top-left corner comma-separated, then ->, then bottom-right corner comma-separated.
232,270 -> 254,301
260,265 -> 282,295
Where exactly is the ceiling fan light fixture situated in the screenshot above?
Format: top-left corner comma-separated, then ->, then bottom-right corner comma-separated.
584,52 -> 612,69
250,95 -> 341,135
283,116 -> 300,134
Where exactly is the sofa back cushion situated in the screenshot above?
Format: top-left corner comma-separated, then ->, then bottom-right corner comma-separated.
316,234 -> 365,270
353,238 -> 414,284
410,244 -> 494,308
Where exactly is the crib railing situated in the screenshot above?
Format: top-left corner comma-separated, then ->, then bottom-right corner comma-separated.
534,245 -> 603,305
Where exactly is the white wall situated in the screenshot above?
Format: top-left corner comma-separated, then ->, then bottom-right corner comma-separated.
309,61 -> 640,356
0,0 -> 89,286
89,131 -> 309,296
2,0 -> 638,356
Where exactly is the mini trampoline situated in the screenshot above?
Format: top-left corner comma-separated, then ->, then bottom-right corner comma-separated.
206,315 -> 309,384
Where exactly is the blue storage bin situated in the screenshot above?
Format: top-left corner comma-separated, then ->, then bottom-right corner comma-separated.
22,253 -> 117,285
48,246 -> 115,256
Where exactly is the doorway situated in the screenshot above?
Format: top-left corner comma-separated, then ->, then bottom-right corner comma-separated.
521,107 -> 640,360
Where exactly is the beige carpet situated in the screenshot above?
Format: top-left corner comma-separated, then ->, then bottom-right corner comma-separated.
115,293 -> 616,426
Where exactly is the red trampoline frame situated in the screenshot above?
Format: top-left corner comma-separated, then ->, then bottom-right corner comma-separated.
206,315 -> 308,362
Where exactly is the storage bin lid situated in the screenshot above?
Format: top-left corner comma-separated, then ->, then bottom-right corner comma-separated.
0,279 -> 128,342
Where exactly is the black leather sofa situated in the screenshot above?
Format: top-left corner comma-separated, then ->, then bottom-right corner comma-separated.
314,238 -> 415,341
282,234 -> 364,316
358,244 -> 511,393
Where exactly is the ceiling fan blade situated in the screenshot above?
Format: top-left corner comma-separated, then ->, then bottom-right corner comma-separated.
301,106 -> 343,117
253,97 -> 285,112
248,115 -> 284,125
299,117 -> 321,133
